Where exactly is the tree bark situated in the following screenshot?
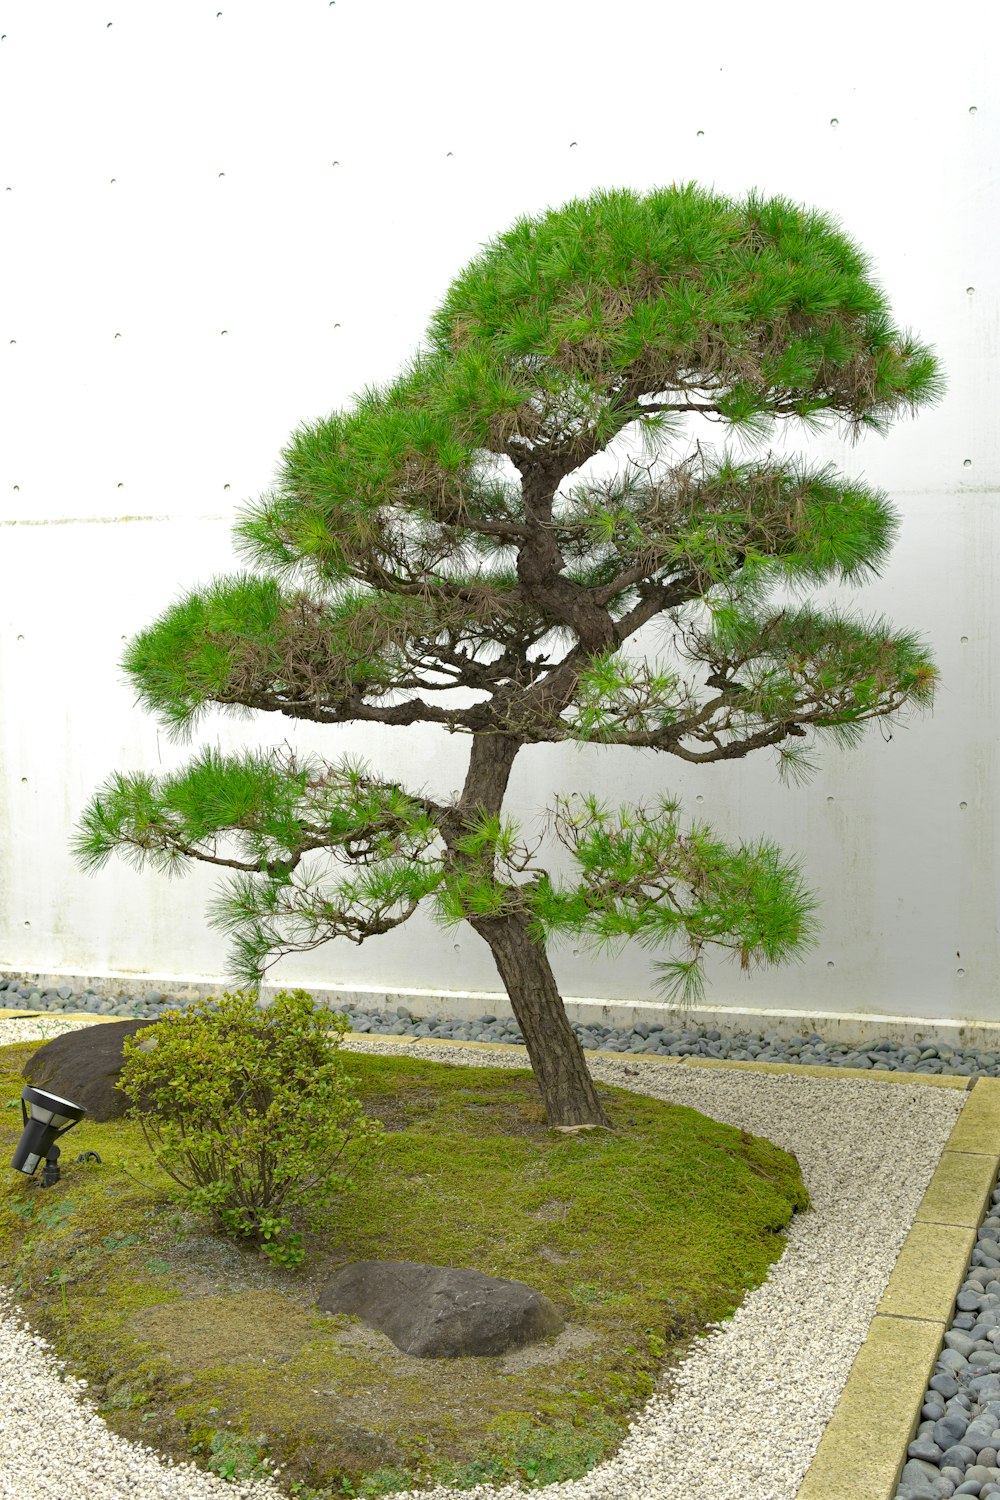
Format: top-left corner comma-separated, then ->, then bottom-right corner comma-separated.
443,729 -> 613,1130
470,906 -> 612,1129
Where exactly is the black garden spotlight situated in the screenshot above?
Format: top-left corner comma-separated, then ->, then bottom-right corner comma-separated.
11,1086 -> 87,1187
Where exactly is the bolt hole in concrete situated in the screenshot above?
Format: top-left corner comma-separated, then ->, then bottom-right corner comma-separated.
964,459 -> 973,467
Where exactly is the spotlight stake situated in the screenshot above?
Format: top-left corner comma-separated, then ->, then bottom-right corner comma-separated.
10,1087 -> 88,1187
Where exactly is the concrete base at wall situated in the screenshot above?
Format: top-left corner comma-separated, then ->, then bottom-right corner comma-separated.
3,968 -> 1000,1051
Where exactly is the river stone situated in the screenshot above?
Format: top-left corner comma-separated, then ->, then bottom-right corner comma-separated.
317,1260 -> 565,1357
964,1422 -> 998,1452
935,1413 -> 969,1446
901,1457 -> 947,1489
941,1443 -> 979,1469
20,1020 -> 154,1120
907,1437 -> 945,1463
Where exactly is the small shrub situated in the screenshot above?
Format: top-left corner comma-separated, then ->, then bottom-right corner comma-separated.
118,988 -> 383,1264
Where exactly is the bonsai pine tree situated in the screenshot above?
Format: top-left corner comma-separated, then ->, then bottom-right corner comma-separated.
75,184 -> 943,1129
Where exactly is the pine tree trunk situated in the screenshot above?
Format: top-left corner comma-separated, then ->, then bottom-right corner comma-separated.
470,907 -> 613,1129
445,730 -> 613,1131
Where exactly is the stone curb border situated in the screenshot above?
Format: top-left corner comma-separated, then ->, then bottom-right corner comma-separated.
1,1011 -> 987,1498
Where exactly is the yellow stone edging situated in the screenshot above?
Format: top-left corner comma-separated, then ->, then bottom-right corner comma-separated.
3,1007 -> 987,1497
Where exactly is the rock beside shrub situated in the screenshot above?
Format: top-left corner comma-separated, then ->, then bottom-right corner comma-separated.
21,1019 -> 152,1120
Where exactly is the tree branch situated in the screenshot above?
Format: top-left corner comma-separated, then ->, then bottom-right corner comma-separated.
224,689 -> 493,734
635,400 -> 810,417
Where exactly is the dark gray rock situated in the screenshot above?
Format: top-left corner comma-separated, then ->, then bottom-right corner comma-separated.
935,1413 -> 970,1446
21,1019 -> 155,1121
907,1437 -> 945,1463
901,1457 -> 947,1489
941,1444 -> 979,1469
317,1260 -> 565,1358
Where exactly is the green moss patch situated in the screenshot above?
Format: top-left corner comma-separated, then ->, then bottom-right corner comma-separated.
0,1037 -> 809,1496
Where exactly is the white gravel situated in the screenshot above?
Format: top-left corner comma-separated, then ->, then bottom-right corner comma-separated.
0,1018 -> 967,1500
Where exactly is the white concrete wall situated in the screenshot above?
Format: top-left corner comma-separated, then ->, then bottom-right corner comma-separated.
1,0 -> 997,1028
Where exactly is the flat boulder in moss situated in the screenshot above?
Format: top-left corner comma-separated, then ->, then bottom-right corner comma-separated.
21,1021 -> 151,1121
319,1260 -> 565,1358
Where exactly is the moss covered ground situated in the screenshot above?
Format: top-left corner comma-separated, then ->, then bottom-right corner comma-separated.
0,1037 -> 809,1497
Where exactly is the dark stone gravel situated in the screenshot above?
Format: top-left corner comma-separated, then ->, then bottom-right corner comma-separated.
896,1171 -> 1000,1499
1,979 -> 998,1082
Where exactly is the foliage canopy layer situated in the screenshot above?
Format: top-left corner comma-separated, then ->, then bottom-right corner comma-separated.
77,183 -> 942,1126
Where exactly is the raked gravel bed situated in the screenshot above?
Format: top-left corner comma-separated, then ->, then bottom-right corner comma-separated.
0,1015 -> 970,1500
